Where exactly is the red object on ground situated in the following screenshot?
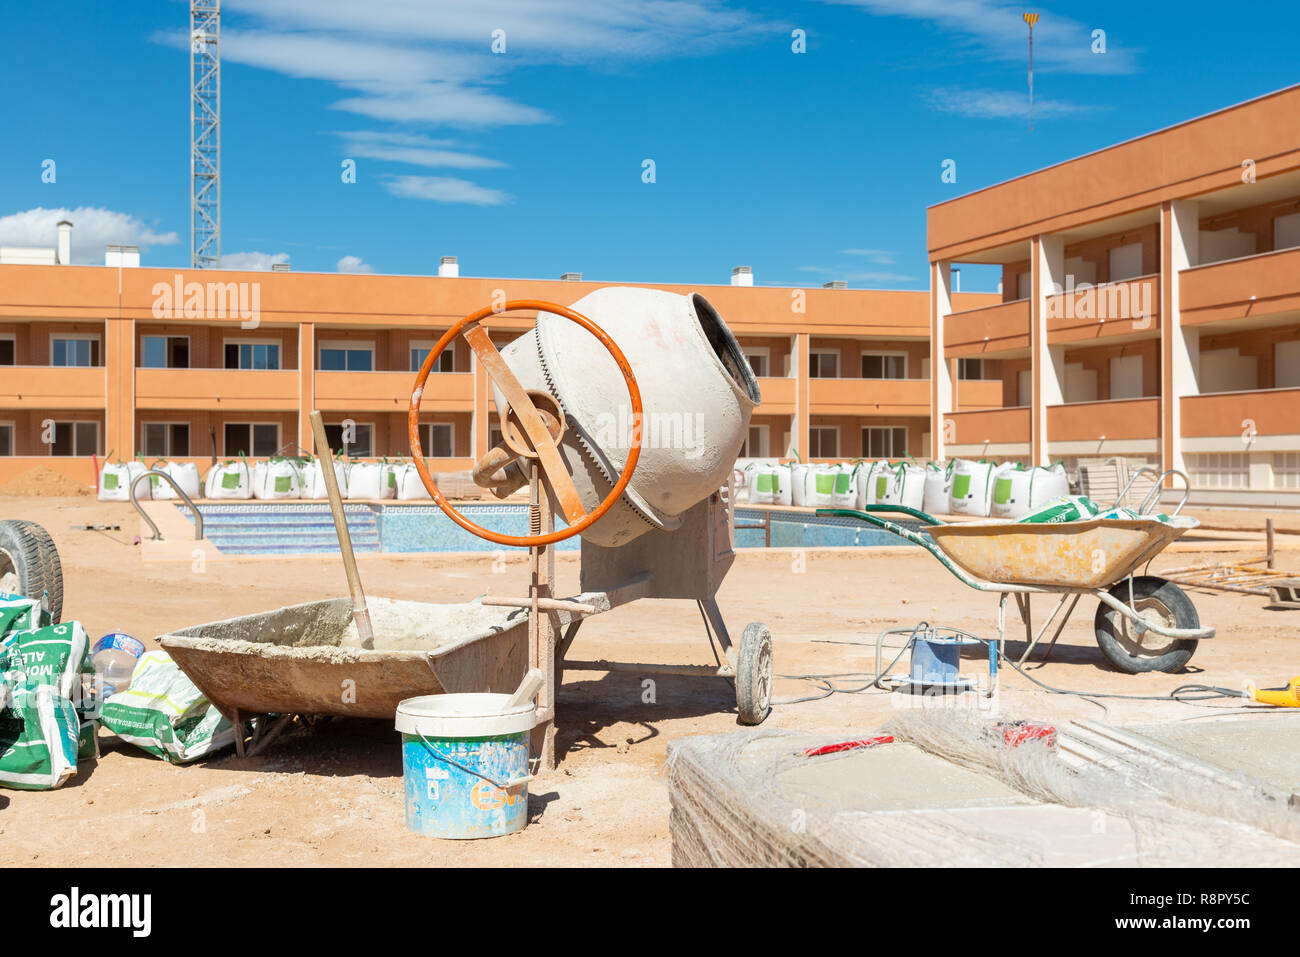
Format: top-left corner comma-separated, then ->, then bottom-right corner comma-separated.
92,454 -> 99,494
995,721 -> 1057,749
802,735 -> 894,757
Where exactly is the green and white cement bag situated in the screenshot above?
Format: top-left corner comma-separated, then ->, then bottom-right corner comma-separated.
0,679 -> 80,790
0,592 -> 50,637
100,651 -> 236,763
0,620 -> 98,761
1016,495 -> 1103,524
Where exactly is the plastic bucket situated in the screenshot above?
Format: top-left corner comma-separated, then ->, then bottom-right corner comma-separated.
91,632 -> 146,696
395,693 -> 536,839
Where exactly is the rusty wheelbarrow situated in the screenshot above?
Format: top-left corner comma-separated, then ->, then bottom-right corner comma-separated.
158,596 -> 530,755
819,476 -> 1215,674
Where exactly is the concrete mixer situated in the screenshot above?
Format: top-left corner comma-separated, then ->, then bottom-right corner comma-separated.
408,289 -> 775,769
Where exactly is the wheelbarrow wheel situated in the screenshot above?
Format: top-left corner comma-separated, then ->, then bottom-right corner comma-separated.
1094,576 -> 1198,674
736,622 -> 774,725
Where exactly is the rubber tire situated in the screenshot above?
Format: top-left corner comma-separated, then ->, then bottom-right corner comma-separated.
1094,576 -> 1197,674
0,519 -> 64,624
736,622 -> 774,725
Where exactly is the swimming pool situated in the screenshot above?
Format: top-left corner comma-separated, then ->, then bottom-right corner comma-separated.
179,503 -> 924,555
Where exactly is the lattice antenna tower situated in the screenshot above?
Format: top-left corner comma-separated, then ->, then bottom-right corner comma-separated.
191,1 -> 221,267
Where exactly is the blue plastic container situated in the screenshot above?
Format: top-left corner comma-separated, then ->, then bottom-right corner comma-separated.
395,694 -> 535,840
909,635 -> 966,685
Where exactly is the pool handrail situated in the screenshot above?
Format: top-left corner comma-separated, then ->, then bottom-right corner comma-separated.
130,469 -> 205,542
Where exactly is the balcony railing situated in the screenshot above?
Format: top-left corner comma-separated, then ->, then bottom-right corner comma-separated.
809,377 -> 931,416
0,365 -> 106,409
943,406 -> 1031,446
1180,246 -> 1300,325
1046,275 -> 1160,342
1182,387 -> 1300,438
944,298 -> 1031,355
1046,396 -> 1159,442
314,369 -> 473,412
135,367 -> 298,411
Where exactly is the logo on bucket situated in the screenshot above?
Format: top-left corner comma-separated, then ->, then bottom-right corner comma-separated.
470,779 -> 526,811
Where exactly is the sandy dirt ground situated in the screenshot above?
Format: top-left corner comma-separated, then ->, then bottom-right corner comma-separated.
1,496 -> 1297,867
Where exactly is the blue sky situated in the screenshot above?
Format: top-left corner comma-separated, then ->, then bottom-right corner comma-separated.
1,0 -> 1295,292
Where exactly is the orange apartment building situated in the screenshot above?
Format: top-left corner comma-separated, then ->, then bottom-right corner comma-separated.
930,83 -> 1300,506
0,260 -> 996,486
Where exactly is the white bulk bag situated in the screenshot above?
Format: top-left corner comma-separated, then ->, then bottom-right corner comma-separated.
745,462 -> 791,506
828,463 -> 857,507
990,463 -> 1070,519
880,462 -> 927,512
395,463 -> 432,500
794,464 -> 839,508
152,461 -> 202,501
789,463 -> 811,506
923,461 -> 954,517
253,459 -> 303,500
300,458 -> 348,500
99,460 -> 148,502
346,461 -> 396,500
204,460 -> 253,500
853,461 -> 889,508
948,459 -> 997,516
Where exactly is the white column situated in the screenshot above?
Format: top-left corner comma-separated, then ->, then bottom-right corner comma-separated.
1032,235 -> 1065,465
930,261 -> 952,459
1164,199 -> 1199,477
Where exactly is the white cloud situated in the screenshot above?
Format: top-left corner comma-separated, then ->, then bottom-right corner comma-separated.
824,0 -> 1135,74
925,86 -> 1101,119
336,131 -> 507,170
336,254 -> 374,273
383,175 -> 511,206
840,248 -> 896,263
221,251 -> 291,270
0,206 -> 178,265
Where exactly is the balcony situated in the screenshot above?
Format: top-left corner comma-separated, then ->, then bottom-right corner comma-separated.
1182,388 -> 1300,438
954,378 -> 1003,410
1180,246 -> 1300,325
1047,397 -> 1160,442
314,370 -> 474,412
944,299 -> 1030,356
754,376 -> 796,415
1047,275 -> 1161,343
135,368 -> 298,411
943,407 -> 1030,446
0,365 -> 106,409
809,377 -> 930,416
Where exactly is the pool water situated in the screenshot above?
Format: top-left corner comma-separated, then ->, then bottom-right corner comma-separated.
180,503 -> 923,555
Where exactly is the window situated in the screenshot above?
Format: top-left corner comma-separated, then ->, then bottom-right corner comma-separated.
861,353 -> 907,379
743,348 -> 770,378
50,421 -> 99,456
809,350 -> 839,378
862,426 -> 908,459
1108,242 -> 1144,282
0,422 -> 13,456
419,423 -> 454,458
141,422 -> 190,457
224,423 -> 280,457
958,358 -> 987,380
324,423 -> 374,457
51,335 -> 100,367
0,335 -> 14,365
808,426 -> 838,458
488,426 -> 505,451
1185,452 -> 1249,489
1109,355 -> 1143,399
1274,452 -> 1300,490
410,341 -> 455,373
738,425 -> 769,458
320,341 -> 374,372
224,341 -> 281,370
141,336 -> 190,369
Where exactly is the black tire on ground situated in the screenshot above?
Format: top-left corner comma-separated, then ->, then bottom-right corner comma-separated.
1094,576 -> 1197,674
736,622 -> 774,725
0,519 -> 64,624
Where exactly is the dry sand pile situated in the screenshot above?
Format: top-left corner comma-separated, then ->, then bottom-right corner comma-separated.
0,465 -> 92,497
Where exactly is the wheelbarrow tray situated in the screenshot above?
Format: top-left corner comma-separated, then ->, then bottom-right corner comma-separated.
158,597 -> 529,719
926,517 -> 1196,590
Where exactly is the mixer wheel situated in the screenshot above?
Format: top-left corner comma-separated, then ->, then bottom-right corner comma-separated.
736,622 -> 774,725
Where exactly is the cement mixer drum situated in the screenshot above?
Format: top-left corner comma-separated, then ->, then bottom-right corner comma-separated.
495,287 -> 760,547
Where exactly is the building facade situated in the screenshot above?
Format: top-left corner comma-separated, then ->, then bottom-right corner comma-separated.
0,262 -> 996,486
929,84 -> 1300,506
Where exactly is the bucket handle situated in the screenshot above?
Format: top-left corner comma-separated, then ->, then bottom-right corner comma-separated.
415,728 -> 533,790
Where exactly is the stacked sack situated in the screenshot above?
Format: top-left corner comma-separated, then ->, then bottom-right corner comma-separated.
743,461 -> 792,506
98,455 -> 150,502
204,457 -> 254,499
148,460 -> 202,500
0,596 -> 98,791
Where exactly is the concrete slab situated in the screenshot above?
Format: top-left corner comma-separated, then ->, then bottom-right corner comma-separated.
1128,714 -> 1300,797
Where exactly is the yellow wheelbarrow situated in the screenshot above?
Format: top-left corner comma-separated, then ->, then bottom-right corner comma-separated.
820,496 -> 1215,674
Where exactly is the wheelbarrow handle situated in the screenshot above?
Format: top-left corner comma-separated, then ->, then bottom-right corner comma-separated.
820,503 -> 944,525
